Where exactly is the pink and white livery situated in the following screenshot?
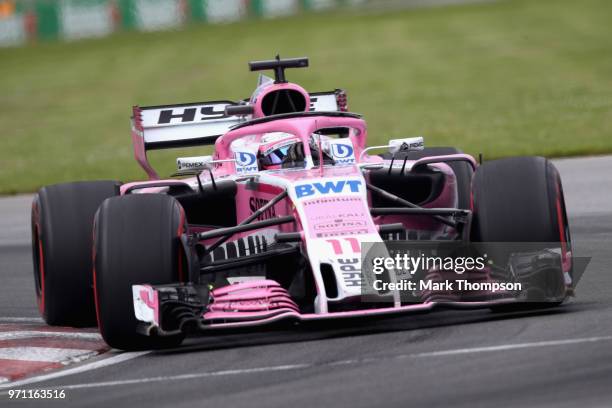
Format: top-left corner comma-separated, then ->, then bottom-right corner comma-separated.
31,57 -> 574,350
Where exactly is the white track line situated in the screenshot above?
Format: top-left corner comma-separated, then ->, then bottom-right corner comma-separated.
43,364 -> 313,391
0,317 -> 44,323
0,347 -> 96,363
0,331 -> 102,341
2,335 -> 610,393
406,336 -> 612,358
0,351 -> 149,390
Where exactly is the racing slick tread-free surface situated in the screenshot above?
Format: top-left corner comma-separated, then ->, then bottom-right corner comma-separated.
93,194 -> 185,350
471,156 -> 569,244
31,180 -> 120,327
471,156 -> 571,308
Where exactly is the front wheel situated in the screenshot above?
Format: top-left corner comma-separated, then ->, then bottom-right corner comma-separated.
471,156 -> 572,309
93,194 -> 186,350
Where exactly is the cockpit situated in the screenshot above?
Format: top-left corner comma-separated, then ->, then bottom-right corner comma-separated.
229,126 -> 358,173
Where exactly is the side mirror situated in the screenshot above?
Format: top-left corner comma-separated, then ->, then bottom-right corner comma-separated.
388,137 -> 424,154
176,155 -> 213,172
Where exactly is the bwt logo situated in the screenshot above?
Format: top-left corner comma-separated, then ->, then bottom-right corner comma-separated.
331,143 -> 353,159
235,151 -> 256,166
330,143 -> 355,164
235,151 -> 258,173
295,180 -> 362,198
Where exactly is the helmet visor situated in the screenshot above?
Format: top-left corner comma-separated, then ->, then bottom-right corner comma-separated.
261,145 -> 292,166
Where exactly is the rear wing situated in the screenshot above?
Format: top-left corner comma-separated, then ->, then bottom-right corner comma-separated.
132,101 -> 241,150
131,101 -> 243,178
309,90 -> 345,112
131,90 -> 347,179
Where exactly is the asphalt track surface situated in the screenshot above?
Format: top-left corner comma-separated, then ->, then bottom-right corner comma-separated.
1,156 -> 611,408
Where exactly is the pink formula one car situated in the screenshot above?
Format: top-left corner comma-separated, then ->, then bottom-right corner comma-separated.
31,57 -> 573,350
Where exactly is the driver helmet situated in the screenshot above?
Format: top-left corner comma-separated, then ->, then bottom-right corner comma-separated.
257,132 -> 302,170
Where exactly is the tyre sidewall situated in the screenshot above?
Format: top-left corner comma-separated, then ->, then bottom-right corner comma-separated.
94,194 -> 186,350
32,181 -> 120,326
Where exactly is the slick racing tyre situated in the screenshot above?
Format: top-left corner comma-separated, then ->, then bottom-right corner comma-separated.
471,156 -> 572,308
380,147 -> 473,209
93,194 -> 186,350
31,180 -> 120,327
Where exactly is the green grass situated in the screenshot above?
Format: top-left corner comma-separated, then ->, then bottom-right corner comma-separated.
1,0 -> 611,194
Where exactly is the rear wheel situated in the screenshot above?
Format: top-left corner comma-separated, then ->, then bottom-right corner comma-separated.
31,181 -> 120,326
93,194 -> 186,350
471,156 -> 572,308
